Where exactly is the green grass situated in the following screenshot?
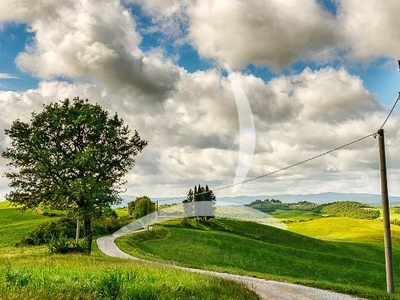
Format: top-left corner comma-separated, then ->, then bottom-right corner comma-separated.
0,208 -> 258,300
0,207 -> 56,249
270,209 -> 322,222
288,217 -> 400,243
116,218 -> 400,300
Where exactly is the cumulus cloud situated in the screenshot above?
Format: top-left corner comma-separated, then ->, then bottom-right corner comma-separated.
1,66 -> 397,198
126,0 -> 190,40
337,0 -> 400,60
1,0 -> 399,198
188,0 -> 335,68
1,0 -> 180,101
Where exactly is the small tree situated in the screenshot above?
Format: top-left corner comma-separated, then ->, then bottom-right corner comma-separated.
183,184 -> 215,220
2,98 -> 147,254
127,200 -> 136,217
131,196 -> 155,219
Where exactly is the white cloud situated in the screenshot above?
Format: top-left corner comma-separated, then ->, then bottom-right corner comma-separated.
188,0 -> 335,69
337,0 -> 400,61
0,73 -> 18,79
126,0 -> 190,40
1,66 -> 397,198
1,0 -> 180,101
1,0 -> 399,199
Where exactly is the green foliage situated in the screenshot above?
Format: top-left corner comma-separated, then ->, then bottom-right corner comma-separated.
184,184 -> 216,220
19,216 -> 129,247
47,235 -> 71,254
248,199 -> 316,213
92,217 -> 131,236
18,217 -> 75,246
127,200 -> 135,217
101,207 -> 118,219
2,97 -> 147,253
130,196 -> 155,219
316,201 -> 380,220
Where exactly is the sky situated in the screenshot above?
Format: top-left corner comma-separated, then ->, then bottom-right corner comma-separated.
0,0 -> 400,200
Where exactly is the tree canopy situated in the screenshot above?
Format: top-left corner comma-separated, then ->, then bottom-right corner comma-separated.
128,196 -> 155,219
2,97 -> 147,253
183,184 -> 216,220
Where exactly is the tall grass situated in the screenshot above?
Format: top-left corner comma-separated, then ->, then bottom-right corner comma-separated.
0,255 -> 258,300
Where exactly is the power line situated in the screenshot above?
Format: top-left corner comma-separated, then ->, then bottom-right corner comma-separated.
159,132 -> 376,203
213,132 -> 376,192
159,92 -> 400,203
380,93 -> 400,130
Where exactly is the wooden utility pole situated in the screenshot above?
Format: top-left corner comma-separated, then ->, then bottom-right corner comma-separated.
146,199 -> 150,231
156,200 -> 159,225
75,219 -> 80,243
378,128 -> 395,293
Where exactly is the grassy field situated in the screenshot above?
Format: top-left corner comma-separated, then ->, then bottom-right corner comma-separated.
117,218 -> 400,300
0,205 -> 258,300
269,209 -> 322,222
288,217 -> 400,243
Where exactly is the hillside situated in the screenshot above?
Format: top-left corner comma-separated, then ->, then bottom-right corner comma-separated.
0,207 -> 257,300
116,218 -> 400,300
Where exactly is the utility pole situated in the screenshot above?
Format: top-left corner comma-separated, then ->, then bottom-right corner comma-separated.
377,128 -> 395,293
146,199 -> 150,231
75,219 -> 80,243
155,200 -> 159,225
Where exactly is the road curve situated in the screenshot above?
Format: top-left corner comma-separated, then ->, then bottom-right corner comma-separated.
97,233 -> 364,300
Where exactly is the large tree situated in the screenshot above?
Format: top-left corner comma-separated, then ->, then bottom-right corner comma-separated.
2,98 -> 147,254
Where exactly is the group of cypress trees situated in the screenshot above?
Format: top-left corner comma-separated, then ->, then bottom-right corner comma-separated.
183,184 -> 216,220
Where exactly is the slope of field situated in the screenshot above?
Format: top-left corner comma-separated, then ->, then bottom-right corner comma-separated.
0,207 -> 258,300
288,217 -> 400,243
116,218 -> 400,299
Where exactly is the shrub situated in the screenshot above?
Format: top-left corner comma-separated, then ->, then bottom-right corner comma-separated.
47,235 -> 71,254
18,217 -> 76,246
92,217 -> 131,236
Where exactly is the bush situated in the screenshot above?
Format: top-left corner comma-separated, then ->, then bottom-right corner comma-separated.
47,235 -> 71,254
92,217 -> 131,235
18,217 -> 76,246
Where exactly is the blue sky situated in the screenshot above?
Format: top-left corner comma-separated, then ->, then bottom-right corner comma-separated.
0,0 -> 399,198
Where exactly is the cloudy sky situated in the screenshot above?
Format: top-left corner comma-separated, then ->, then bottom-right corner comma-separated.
0,0 -> 400,200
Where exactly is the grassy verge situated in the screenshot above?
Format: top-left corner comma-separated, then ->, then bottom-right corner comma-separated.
116,218 -> 400,300
0,208 -> 259,300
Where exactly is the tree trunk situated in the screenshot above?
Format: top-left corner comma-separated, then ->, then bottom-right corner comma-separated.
84,218 -> 92,254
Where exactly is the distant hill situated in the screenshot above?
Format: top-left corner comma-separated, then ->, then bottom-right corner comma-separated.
116,192 -> 400,207
217,193 -> 400,206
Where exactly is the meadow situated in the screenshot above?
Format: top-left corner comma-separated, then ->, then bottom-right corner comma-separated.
0,203 -> 258,300
117,218 -> 400,300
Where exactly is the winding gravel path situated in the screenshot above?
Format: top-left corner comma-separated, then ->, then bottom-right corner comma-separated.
97,232 -> 365,300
